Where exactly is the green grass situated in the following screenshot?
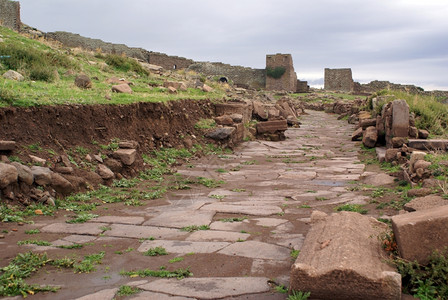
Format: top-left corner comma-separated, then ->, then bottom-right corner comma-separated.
117,285 -> 141,297
220,217 -> 248,223
169,257 -> 184,263
290,249 -> 300,259
17,239 -> 52,246
180,225 -> 210,232
66,212 -> 98,224
197,177 -> 225,188
335,204 -> 368,214
288,290 -> 311,300
195,118 -> 216,129
143,247 -> 168,256
24,229 -> 40,235
120,267 -> 192,279
73,251 -> 105,273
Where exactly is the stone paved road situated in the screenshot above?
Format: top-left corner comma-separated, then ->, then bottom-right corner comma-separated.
5,111 -> 382,300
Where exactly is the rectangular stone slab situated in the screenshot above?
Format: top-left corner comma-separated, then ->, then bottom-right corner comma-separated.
290,211 -> 401,300
392,205 -> 448,264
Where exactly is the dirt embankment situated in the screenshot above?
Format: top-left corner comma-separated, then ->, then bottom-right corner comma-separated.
0,99 -> 214,150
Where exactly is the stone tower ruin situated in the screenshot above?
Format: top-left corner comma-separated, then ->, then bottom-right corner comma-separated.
0,0 -> 21,31
265,54 -> 297,92
324,68 -> 354,92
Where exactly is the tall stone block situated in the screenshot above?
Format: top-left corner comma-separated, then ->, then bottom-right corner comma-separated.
266,54 -> 297,92
391,99 -> 409,138
324,68 -> 354,92
0,0 -> 21,31
392,205 -> 448,265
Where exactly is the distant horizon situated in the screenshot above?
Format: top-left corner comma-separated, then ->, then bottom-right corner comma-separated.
19,0 -> 448,91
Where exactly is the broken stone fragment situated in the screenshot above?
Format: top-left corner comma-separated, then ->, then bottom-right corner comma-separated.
31,166 -> 53,186
11,162 -> 33,185
256,120 -> 287,134
202,84 -> 213,92
50,173 -> 74,195
408,139 -> 448,151
0,140 -> 16,151
112,83 -> 133,94
206,127 -> 235,140
403,195 -> 448,212
113,149 -> 136,166
362,126 -> 377,148
351,127 -> 363,141
418,129 -> 429,139
214,115 -> 234,126
392,205 -> 448,265
291,211 -> 401,299
97,164 -> 114,180
118,140 -> 139,149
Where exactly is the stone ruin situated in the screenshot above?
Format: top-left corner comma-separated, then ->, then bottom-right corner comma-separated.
0,0 -> 20,32
324,68 -> 355,92
265,53 -> 309,93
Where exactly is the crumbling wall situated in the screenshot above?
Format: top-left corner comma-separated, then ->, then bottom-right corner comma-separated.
0,0 -> 20,31
266,54 -> 297,92
296,80 -> 309,93
188,62 -> 266,90
149,52 -> 194,70
324,68 -> 354,92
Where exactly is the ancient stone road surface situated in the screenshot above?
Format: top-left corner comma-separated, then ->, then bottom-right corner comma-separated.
9,111 -> 380,299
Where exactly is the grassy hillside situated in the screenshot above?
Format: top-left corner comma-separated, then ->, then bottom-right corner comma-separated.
0,27 -> 227,107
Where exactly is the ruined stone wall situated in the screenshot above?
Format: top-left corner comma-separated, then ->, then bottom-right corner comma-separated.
266,54 -> 297,92
148,52 -> 194,70
324,68 -> 354,92
188,62 -> 266,90
0,0 -> 20,31
296,80 -> 309,93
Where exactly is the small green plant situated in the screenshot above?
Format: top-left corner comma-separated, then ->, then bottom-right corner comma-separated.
315,197 -> 328,201
27,143 -> 42,152
169,257 -> 184,263
288,290 -> 311,300
197,177 -> 225,188
124,199 -> 143,206
57,244 -> 84,250
290,249 -> 300,259
143,247 -> 168,256
117,285 -> 141,297
74,146 -> 89,156
216,168 -> 228,173
231,188 -> 246,192
24,229 -> 40,235
180,225 -> 210,232
209,194 -> 225,200
300,205 -> 311,208
73,251 -> 105,273
112,178 -> 139,188
120,267 -> 192,279
100,226 -> 112,232
220,217 -> 248,223
335,204 -> 368,214
17,239 -> 52,246
241,160 -> 256,165
275,285 -> 288,294
66,212 -> 98,224
194,118 -> 216,130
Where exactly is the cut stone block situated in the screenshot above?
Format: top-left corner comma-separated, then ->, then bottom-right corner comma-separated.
392,99 -> 409,138
113,149 -> 137,165
256,120 -> 288,134
0,140 -> 16,151
408,139 -> 448,151
392,205 -> 448,264
290,211 -> 401,300
404,195 -> 448,212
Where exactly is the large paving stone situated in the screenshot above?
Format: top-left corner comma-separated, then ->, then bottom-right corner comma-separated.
138,277 -> 270,299
392,205 -> 448,264
143,210 -> 215,228
186,230 -> 250,242
218,241 -> 290,260
74,288 -> 118,300
201,203 -> 282,216
104,224 -> 187,239
40,222 -> 108,235
91,216 -> 145,225
209,221 -> 248,231
290,211 -> 401,300
129,291 -> 195,300
404,195 -> 448,212
138,240 -> 230,254
252,218 -> 288,227
362,173 -> 396,186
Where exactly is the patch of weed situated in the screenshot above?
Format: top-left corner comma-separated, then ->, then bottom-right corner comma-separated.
220,217 -> 248,223
288,290 -> 311,300
197,177 -> 225,188
180,225 -> 210,232
17,240 -> 52,246
290,249 -> 300,259
117,285 -> 141,297
143,247 -> 168,256
66,212 -> 98,224
73,251 -> 105,273
335,204 -> 368,214
56,244 -> 84,250
25,229 -> 40,235
120,267 -> 192,279
194,118 -> 216,130
169,257 -> 184,263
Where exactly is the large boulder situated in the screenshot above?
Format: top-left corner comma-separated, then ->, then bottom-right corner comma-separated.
11,162 -> 34,185
51,173 -> 74,195
0,163 -> 18,189
392,205 -> 448,265
291,211 -> 401,299
31,166 -> 53,186
206,127 -> 235,140
3,70 -> 24,81
362,126 -> 378,148
74,74 -> 92,89
112,84 -> 133,94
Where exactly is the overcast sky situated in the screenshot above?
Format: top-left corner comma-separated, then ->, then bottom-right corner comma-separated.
19,0 -> 448,90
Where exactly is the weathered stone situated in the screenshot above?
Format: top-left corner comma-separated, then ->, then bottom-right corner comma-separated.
139,277 -> 270,299
201,84 -> 213,92
0,163 -> 18,188
105,77 -> 133,86
41,222 -> 108,235
409,151 -> 426,170
113,149 -> 136,165
376,147 -> 386,163
418,129 -> 429,139
409,126 -> 418,138
391,137 -> 407,148
413,160 -> 431,172
11,162 -> 33,185
139,240 -> 229,254
167,86 -> 177,94
144,210 -> 214,228
186,230 -> 250,242
406,188 -> 432,198
385,148 -> 400,162
60,155 -> 72,167
93,154 -> 103,163
256,120 -> 288,134
3,70 -> 24,81
214,115 -> 234,126
360,118 -> 377,129
74,288 -> 119,300
351,127 -> 363,141
163,81 -> 186,91
0,141 -> 16,151
253,101 -> 268,120
30,166 -> 53,186
404,195 -> 448,212
391,99 -> 409,138
74,74 -> 92,89
29,155 -> 46,164
229,113 -> 243,123
363,173 -> 395,186
206,127 -> 235,140
51,173 -> 74,195
112,83 -> 133,94
118,140 -> 138,149
97,164 -> 114,180
104,158 -> 122,173
53,166 -> 74,174
392,205 -> 448,264
408,139 -> 448,151
362,126 -> 377,148
105,224 -> 187,239
218,240 -> 290,260
291,211 -> 401,300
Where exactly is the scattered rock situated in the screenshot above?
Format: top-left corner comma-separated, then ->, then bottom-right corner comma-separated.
51,173 -> 74,195
230,113 -> 243,123
351,127 -> 363,141
206,127 -> 236,140
11,162 -> 33,185
406,188 -> 432,198
113,149 -> 137,166
291,211 -> 401,299
74,74 -> 92,89
53,167 -> 74,174
93,154 -> 103,163
112,83 -> 133,94
104,158 -> 122,173
362,126 -> 377,148
418,129 -> 429,139
0,163 -> 19,189
31,166 -> 53,186
392,205 -> 448,264
97,164 -> 114,180
118,140 -> 139,149
363,173 -> 395,186
202,84 -> 213,92
106,77 -> 133,86
385,149 -> 400,163
409,126 -> 418,138
359,118 -> 377,129
391,137 -> 407,148
214,115 -> 234,126
3,70 -> 24,81
404,195 -> 447,212
167,86 -> 177,94
29,155 -> 46,165
256,120 -> 288,134
0,141 -> 16,151
253,101 -> 268,120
